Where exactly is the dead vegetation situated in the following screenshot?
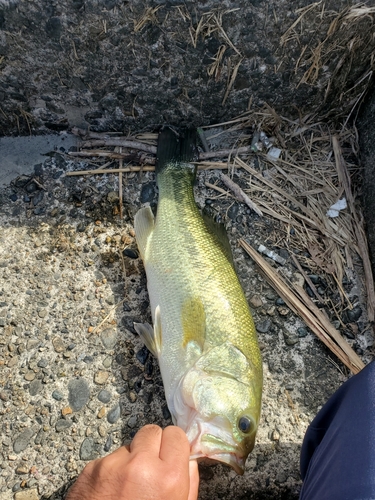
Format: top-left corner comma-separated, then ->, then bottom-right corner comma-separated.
281,2 -> 375,122
65,102 -> 374,373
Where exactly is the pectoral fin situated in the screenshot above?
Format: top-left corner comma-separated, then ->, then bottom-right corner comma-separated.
134,305 -> 162,358
134,207 -> 155,260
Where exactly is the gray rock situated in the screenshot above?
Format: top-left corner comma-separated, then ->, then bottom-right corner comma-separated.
34,429 -> 46,445
101,328 -> 117,349
107,404 -> 121,424
283,332 -> 299,346
140,183 -> 155,204
297,327 -> 308,338
68,378 -> 90,411
256,318 -> 272,333
55,419 -> 72,432
127,415 -> 138,429
37,358 -> 48,368
29,379 -> 43,396
52,390 -> 64,401
13,428 -> 36,453
80,437 -> 100,461
104,435 -> 112,452
98,390 -> 111,404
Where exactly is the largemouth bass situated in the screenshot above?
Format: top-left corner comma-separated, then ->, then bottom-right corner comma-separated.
134,127 -> 262,474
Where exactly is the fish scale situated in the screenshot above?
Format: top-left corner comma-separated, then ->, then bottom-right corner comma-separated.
134,127 -> 262,474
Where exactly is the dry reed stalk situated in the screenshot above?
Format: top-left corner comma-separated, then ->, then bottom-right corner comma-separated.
332,136 -> 375,321
239,239 -> 364,374
220,173 -> 263,216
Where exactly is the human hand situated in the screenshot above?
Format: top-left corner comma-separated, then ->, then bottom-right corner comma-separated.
66,424 -> 199,500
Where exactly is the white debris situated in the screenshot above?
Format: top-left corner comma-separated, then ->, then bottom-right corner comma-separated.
267,147 -> 281,160
258,244 -> 286,265
326,198 -> 347,218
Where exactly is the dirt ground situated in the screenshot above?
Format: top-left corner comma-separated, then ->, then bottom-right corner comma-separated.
1,0 -> 375,135
0,138 -> 372,500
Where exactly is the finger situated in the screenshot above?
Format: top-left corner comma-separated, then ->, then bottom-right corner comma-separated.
159,426 -> 190,464
130,424 -> 163,456
188,460 -> 200,500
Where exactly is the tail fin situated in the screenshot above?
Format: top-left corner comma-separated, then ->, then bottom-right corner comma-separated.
156,127 -> 197,176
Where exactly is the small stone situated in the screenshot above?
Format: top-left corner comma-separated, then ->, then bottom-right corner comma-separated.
129,391 -> 137,403
276,471 -> 288,484
97,389 -> 111,404
97,407 -> 106,419
283,332 -> 299,346
275,297 -> 285,306
14,488 -> 39,499
140,182 -> 155,203
104,434 -> 112,452
62,406 -> 73,416
256,318 -> 272,333
107,403 -> 121,424
271,429 -> 280,441
15,465 -> 29,475
13,428 -> 36,453
52,390 -> 64,401
107,191 -> 119,203
37,359 -> 48,368
52,336 -> 65,353
24,371 -> 36,382
80,437 -> 100,461
38,309 -> 47,318
127,415 -> 138,429
103,356 -> 112,369
29,379 -> 43,396
277,306 -> 289,316
55,419 -> 72,432
98,425 -> 106,437
249,295 -> 263,308
101,328 -> 117,349
162,404 -> 171,420
94,371 -> 109,385
345,306 -> 362,323
297,327 -> 308,338
123,248 -> 138,259
136,345 -> 149,365
68,378 -> 90,411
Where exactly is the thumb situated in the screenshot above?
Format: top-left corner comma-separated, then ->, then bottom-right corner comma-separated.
188,460 -> 199,500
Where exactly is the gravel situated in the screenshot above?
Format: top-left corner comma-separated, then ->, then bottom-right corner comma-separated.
68,378 -> 90,412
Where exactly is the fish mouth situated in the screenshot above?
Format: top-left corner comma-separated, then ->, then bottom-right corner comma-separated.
186,418 -> 252,475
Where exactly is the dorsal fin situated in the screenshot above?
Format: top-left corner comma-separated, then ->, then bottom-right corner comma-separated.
202,212 -> 235,266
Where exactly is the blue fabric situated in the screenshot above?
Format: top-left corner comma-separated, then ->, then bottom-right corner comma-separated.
300,361 -> 375,499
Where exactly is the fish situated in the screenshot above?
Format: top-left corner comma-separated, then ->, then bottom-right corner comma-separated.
134,126 -> 263,474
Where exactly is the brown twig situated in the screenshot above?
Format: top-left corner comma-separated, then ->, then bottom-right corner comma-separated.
332,136 -> 375,322
289,251 -> 323,302
239,238 -> 364,374
220,173 -> 263,216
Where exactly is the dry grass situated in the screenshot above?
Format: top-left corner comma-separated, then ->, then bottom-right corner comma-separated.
67,105 -> 374,367
281,3 -> 375,121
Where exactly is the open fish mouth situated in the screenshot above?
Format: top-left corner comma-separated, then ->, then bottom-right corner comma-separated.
189,432 -> 247,475
194,451 -> 245,475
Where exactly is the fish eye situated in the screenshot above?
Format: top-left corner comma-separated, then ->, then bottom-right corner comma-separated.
238,416 -> 252,434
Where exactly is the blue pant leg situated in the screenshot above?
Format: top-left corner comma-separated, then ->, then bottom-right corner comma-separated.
300,361 -> 375,500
